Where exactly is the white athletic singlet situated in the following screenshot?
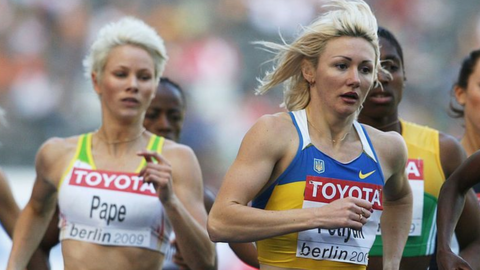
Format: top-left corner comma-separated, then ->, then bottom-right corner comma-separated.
58,133 -> 172,253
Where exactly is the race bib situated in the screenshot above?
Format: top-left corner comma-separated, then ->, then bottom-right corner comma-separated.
61,222 -> 151,248
296,176 -> 383,265
59,166 -> 171,253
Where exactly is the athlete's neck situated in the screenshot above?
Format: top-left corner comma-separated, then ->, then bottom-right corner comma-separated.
460,119 -> 480,156
358,114 -> 401,133
305,106 -> 353,145
97,122 -> 145,142
461,133 -> 480,157
95,124 -> 148,157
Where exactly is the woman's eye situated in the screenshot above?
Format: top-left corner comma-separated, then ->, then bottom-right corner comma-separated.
360,66 -> 372,74
388,65 -> 399,72
168,113 -> 182,122
381,61 -> 399,72
336,63 -> 348,70
145,111 -> 158,119
138,74 -> 152,81
114,72 -> 127,77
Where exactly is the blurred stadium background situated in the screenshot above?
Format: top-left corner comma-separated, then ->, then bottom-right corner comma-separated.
1,0 -> 479,269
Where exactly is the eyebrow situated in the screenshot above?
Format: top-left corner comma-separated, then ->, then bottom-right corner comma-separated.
332,55 -> 373,63
382,55 -> 401,63
113,65 -> 154,71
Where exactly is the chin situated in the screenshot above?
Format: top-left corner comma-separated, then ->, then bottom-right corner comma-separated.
119,109 -> 143,118
117,114 -> 141,124
337,107 -> 358,117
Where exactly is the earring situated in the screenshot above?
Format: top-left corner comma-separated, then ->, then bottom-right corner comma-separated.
308,80 -> 316,87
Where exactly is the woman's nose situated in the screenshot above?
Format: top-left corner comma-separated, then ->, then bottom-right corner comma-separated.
378,68 -> 392,83
127,75 -> 139,92
347,69 -> 360,88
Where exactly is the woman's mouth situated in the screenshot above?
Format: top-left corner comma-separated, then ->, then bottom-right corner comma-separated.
121,97 -> 140,106
368,93 -> 392,104
340,92 -> 359,104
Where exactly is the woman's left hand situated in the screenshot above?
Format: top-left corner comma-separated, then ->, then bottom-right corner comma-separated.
437,249 -> 473,270
137,150 -> 175,204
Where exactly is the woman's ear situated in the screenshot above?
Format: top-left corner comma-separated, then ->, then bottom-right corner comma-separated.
454,85 -> 466,106
301,58 -> 315,84
92,72 -> 101,95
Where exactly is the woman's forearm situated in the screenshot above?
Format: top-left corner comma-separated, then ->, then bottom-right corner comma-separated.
380,190 -> 413,270
164,196 -> 216,270
208,203 -> 316,243
437,182 -> 466,252
7,200 -> 55,270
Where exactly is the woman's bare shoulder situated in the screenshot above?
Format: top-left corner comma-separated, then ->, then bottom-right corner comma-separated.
161,139 -> 195,161
362,124 -> 406,167
36,135 -> 82,184
249,112 -> 296,139
257,111 -> 293,127
39,135 -> 81,158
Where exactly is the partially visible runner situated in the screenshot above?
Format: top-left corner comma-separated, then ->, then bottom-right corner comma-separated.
143,78 -> 219,217
0,168 -> 18,242
144,78 -> 186,143
0,107 -> 52,270
358,27 -> 480,270
0,106 -> 18,245
208,1 -> 413,269
437,150 -> 480,270
144,77 -> 258,269
450,49 -> 480,198
7,17 -> 215,270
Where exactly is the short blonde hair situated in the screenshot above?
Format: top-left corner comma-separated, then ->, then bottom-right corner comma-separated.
83,16 -> 168,85
255,0 -> 380,111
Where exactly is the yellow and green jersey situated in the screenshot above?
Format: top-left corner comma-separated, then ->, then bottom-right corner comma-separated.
370,120 -> 443,257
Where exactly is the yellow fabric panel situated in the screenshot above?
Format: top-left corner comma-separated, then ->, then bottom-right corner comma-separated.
401,120 -> 444,198
264,181 -> 306,211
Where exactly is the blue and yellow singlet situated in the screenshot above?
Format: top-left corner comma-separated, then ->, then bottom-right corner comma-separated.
253,110 -> 385,270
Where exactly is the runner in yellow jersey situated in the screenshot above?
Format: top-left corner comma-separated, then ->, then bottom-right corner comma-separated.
358,27 -> 480,270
